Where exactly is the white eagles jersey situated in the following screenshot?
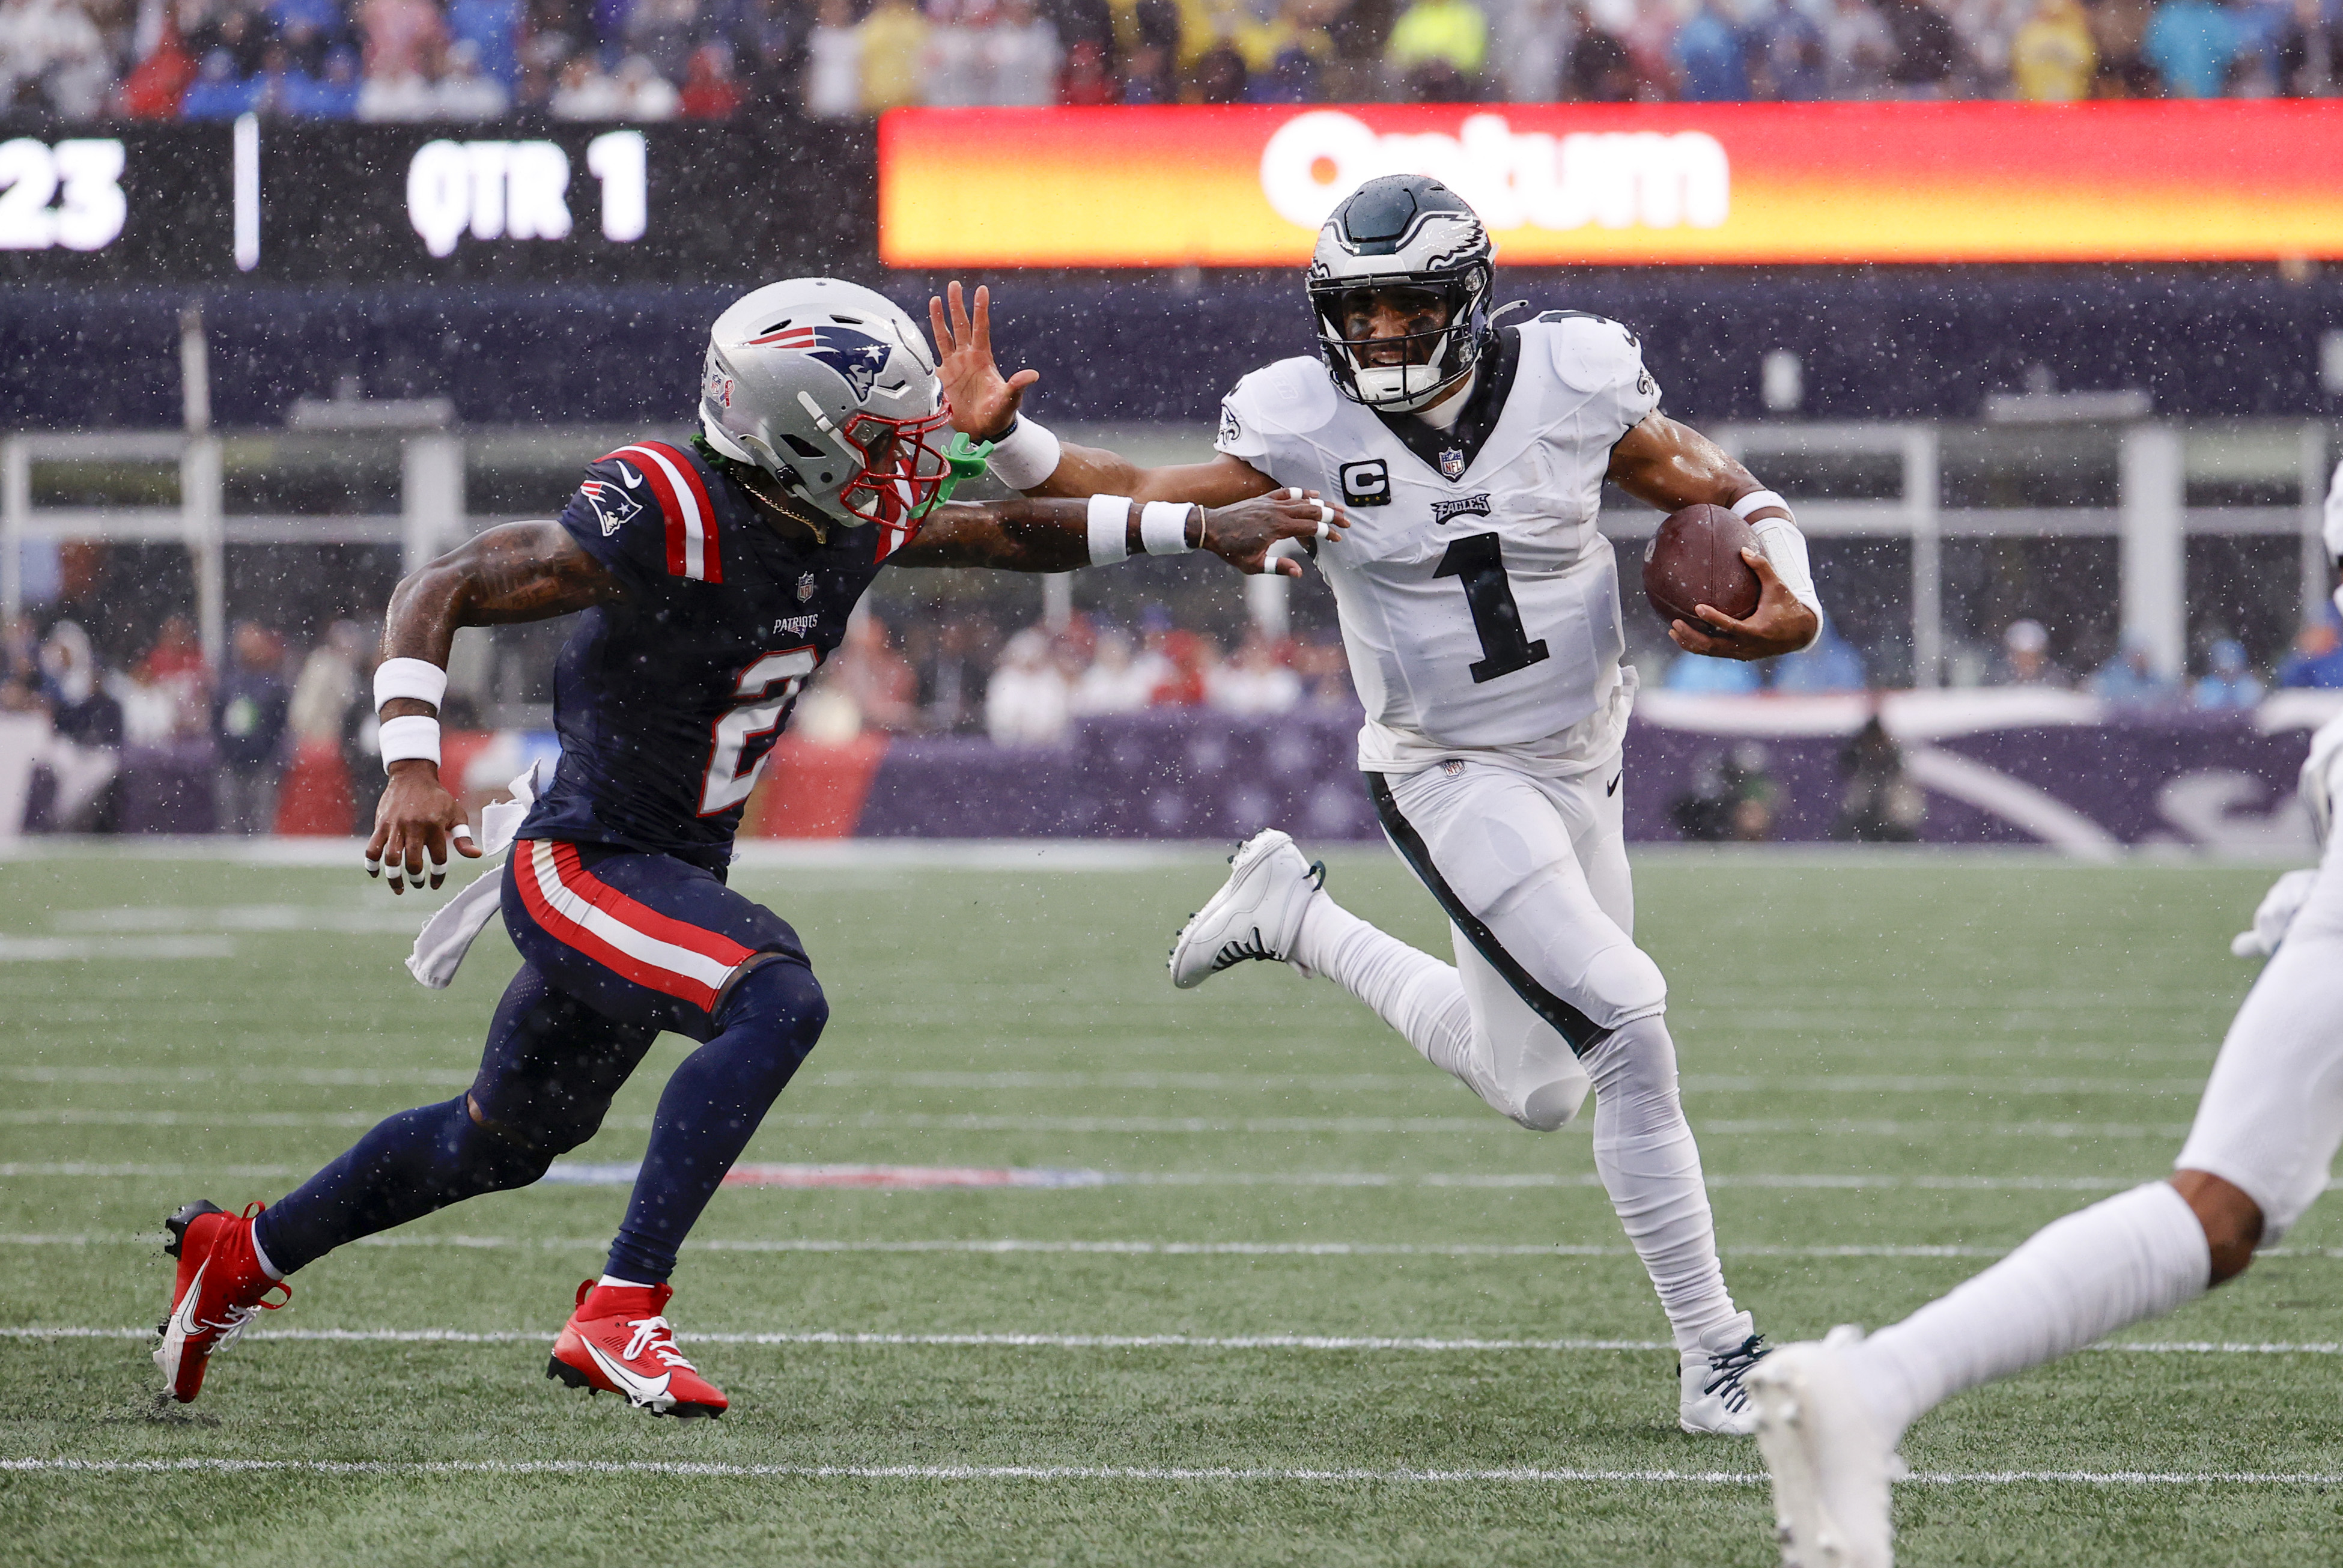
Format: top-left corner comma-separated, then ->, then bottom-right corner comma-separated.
1216,314 -> 1660,774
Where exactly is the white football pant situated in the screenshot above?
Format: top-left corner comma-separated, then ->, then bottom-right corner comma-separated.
1292,755 -> 1743,1350
1844,832 -> 2343,1442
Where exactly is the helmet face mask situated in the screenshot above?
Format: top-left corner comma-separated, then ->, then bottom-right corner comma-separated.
833,406 -> 955,530
1307,175 -> 1495,415
697,277 -> 955,531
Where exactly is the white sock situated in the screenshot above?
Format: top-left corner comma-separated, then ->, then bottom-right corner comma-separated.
1292,894 -> 1476,1080
248,1227 -> 284,1282
1584,1015 -> 1739,1351
1844,1180 -> 2211,1442
597,1273 -> 655,1290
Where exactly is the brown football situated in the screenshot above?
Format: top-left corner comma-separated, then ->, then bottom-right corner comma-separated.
1643,503 -> 1761,628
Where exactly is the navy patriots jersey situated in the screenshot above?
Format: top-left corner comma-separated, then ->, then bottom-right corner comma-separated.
518,439 -> 913,869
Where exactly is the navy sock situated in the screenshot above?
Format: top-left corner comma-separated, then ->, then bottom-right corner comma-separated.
603,958 -> 827,1283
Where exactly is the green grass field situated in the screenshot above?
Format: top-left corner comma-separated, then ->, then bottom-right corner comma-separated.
4,843 -> 2341,1566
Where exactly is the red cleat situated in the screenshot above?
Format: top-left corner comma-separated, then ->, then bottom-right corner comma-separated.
155,1200 -> 289,1403
547,1280 -> 727,1418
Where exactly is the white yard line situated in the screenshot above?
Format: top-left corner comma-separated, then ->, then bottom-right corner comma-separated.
0,1065 -> 2212,1097
4,1456 -> 2342,1486
0,937 -> 239,962
0,1108 -> 2198,1140
0,1160 -> 2151,1191
7,1326 -> 2341,1357
4,1453 -> 2343,1481
0,1231 -> 2034,1259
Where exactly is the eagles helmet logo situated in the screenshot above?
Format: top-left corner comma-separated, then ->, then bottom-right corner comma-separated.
746,324 -> 892,401
579,478 -> 646,536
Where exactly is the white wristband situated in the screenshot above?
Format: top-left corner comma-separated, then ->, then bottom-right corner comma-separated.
1749,518 -> 1822,621
1730,489 -> 1790,523
378,714 -> 442,772
1087,494 -> 1131,565
1140,501 -> 1197,555
985,416 -> 1063,492
374,656 -> 448,713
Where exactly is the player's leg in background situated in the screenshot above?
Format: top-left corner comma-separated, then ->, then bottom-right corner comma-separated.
1828,848 -> 2343,1453
252,964 -> 660,1278
501,842 -> 830,1286
1834,847 -> 2343,1449
602,951 -> 826,1283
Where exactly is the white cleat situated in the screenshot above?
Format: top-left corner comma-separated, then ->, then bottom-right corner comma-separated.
1168,829 -> 1325,989
1748,1326 -> 1898,1568
1680,1311 -> 1770,1435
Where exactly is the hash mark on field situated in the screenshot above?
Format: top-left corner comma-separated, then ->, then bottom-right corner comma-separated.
10,1326 -> 2341,1357
5,1458 -> 2342,1487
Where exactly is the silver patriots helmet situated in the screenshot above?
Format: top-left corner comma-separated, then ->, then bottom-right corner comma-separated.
1307,174 -> 1496,414
697,277 -> 953,531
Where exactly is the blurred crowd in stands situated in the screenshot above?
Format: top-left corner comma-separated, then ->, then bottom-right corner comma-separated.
791,604 -> 1360,746
0,598 -> 2322,836
1659,613 -> 2290,707
3,0 -> 2338,124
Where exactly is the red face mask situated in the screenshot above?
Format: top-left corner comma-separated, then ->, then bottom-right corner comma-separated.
834,407 -> 955,532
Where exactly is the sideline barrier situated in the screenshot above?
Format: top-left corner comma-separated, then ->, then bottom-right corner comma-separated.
23,695 -> 2339,853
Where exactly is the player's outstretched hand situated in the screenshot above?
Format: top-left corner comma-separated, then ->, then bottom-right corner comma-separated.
1667,547 -> 1820,661
365,760 -> 480,896
1202,487 -> 1346,578
929,281 -> 1038,440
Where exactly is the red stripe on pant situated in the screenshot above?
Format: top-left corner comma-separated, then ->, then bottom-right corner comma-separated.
511,841 -> 756,1011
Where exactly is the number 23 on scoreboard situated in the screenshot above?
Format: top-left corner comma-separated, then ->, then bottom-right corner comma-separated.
0,138 -> 126,252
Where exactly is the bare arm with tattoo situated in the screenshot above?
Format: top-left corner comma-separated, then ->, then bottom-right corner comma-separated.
887,490 -> 1338,577
1608,412 -> 1819,660
368,521 -> 625,894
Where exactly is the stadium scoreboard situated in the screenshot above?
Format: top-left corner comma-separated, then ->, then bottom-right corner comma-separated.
0,120 -> 873,284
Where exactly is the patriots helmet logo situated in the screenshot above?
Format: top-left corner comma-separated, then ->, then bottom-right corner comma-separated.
1439,447 -> 1466,481
579,478 -> 646,536
746,324 -> 893,402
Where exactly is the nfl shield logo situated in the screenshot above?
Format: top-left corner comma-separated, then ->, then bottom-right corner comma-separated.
797,573 -> 817,603
1439,448 -> 1466,481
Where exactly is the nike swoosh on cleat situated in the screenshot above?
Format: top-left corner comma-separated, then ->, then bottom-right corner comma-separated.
582,1339 -> 672,1408
167,1259 -> 208,1340
157,1258 -> 208,1382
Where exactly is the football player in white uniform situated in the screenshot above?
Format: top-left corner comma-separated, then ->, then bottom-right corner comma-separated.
932,175 -> 1823,1433
1742,732 -> 2343,1557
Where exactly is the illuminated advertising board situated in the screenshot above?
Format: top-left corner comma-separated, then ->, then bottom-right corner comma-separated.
878,102 -> 2343,268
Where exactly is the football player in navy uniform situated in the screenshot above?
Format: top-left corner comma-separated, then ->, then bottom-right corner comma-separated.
153,277 -> 1335,1417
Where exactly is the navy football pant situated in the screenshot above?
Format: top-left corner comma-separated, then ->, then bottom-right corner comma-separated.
255,842 -> 826,1284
